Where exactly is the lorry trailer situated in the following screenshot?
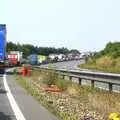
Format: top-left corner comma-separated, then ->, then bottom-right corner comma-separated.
0,24 -> 6,73
8,51 -> 23,66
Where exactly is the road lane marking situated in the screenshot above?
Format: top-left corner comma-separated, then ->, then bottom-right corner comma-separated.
3,74 -> 26,120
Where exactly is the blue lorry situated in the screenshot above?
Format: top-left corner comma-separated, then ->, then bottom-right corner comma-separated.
0,24 -> 6,73
28,54 -> 38,65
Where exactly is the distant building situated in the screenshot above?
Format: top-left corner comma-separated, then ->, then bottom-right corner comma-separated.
67,50 -> 80,60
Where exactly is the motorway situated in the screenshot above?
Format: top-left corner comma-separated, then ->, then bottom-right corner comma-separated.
0,74 -> 16,120
0,60 -> 89,120
40,59 -> 85,70
40,60 -> 120,92
0,70 -> 58,120
0,60 -> 84,120
0,60 -> 120,120
0,60 -> 119,120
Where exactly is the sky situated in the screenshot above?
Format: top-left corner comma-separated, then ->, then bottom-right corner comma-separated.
0,0 -> 120,52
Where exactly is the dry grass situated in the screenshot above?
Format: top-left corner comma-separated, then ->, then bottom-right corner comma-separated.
15,68 -> 120,120
80,56 -> 120,73
96,56 -> 115,67
88,92 -> 120,116
67,86 -> 79,96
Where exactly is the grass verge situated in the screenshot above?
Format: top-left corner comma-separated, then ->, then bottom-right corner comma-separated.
15,68 -> 120,120
80,56 -> 120,73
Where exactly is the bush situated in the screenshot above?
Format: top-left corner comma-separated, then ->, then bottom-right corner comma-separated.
42,70 -> 58,86
42,70 -> 71,90
55,78 -> 70,90
87,57 -> 96,64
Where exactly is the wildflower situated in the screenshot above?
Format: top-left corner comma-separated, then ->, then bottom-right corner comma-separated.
109,113 -> 120,120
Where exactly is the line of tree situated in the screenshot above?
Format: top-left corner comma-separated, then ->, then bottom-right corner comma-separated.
6,42 -> 80,58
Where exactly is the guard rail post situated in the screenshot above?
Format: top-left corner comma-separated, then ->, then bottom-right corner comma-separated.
91,80 -> 95,88
62,75 -> 65,79
32,66 -> 120,93
79,78 -> 82,85
109,83 -> 113,93
69,76 -> 72,81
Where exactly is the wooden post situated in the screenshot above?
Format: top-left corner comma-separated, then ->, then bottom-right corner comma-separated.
109,83 -> 112,93
91,80 -> 94,88
79,78 -> 82,85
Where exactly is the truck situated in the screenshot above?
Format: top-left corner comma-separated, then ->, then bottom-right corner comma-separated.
37,55 -> 47,64
28,54 -> 38,65
7,51 -> 23,66
0,24 -> 6,73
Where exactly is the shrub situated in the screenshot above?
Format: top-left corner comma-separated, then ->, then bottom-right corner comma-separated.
42,70 -> 58,86
87,57 -> 96,64
55,78 -> 70,90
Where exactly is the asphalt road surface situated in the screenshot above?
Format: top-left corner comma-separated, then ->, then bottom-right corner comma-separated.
40,59 -> 85,70
0,70 -> 58,120
0,74 -> 16,120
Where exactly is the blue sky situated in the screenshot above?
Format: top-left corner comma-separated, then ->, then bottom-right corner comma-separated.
1,0 -> 120,51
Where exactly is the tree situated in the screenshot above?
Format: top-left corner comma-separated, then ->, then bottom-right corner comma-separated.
6,42 -> 70,58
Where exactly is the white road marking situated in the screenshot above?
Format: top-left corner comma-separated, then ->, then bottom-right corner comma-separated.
3,74 -> 26,120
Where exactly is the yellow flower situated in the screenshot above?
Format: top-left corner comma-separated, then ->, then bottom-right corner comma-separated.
109,113 -> 120,120
112,118 -> 120,120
